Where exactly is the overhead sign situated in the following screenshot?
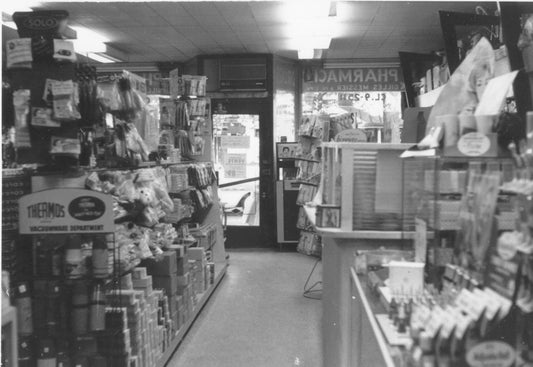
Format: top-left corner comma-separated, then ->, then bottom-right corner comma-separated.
302,66 -> 405,92
19,189 -> 114,234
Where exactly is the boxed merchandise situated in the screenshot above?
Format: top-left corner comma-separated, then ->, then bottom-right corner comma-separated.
188,247 -> 206,262
132,267 -> 147,280
177,272 -> 190,288
73,336 -> 98,357
147,251 -> 177,276
152,275 -> 178,297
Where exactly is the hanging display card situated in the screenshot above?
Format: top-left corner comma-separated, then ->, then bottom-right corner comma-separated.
19,188 -> 114,234
2,171 -> 31,232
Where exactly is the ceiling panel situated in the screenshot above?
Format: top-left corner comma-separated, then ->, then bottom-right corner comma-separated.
27,1 -> 501,63
181,2 -> 222,18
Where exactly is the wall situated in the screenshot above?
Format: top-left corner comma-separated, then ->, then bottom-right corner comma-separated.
273,55 -> 299,142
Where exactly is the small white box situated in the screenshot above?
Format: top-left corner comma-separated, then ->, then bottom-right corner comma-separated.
388,261 -> 424,296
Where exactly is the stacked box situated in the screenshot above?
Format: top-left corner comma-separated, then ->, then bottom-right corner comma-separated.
147,249 -> 193,337
189,223 -> 216,250
188,248 -> 207,295
99,308 -> 132,366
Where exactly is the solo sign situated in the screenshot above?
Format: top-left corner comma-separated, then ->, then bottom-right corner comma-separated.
19,189 -> 114,234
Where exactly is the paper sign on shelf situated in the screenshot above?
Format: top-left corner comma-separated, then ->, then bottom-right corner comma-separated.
18,188 -> 114,234
475,71 -> 518,115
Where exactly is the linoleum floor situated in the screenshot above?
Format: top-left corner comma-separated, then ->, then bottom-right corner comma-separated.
167,250 -> 323,367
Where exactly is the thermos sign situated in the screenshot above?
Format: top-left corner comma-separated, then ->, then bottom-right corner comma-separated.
68,196 -> 106,221
466,341 -> 515,367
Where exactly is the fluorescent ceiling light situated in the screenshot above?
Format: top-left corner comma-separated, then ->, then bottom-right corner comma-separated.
2,21 -> 17,30
298,49 -> 314,59
289,36 -> 331,50
71,26 -> 108,53
87,52 -> 121,64
282,0 -> 331,20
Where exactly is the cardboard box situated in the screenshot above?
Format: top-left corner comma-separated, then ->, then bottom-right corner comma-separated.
152,275 -> 178,297
188,247 -> 205,261
132,267 -> 147,280
177,272 -> 190,287
167,244 -> 186,258
148,251 -> 178,276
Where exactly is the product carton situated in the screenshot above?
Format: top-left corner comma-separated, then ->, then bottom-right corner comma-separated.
152,274 -> 178,297
147,251 -> 178,276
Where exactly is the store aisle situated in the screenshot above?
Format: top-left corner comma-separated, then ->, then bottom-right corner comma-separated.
168,250 -> 323,367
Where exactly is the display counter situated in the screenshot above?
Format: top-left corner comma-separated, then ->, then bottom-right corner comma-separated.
318,227 -> 409,367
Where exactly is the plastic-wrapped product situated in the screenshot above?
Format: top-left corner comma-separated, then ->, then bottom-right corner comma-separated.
6,38 -> 32,69
51,80 -> 81,120
13,89 -> 31,148
53,39 -> 76,62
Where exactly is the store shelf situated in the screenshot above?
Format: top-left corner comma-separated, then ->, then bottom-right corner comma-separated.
156,261 -> 227,367
350,268 -> 397,367
303,205 -> 417,240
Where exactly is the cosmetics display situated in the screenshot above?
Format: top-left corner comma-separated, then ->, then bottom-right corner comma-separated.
2,12 -> 226,365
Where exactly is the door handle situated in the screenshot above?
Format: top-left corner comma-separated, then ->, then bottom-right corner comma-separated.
261,192 -> 268,199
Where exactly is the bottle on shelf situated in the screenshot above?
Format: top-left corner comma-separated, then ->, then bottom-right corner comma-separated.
71,282 -> 89,335
64,235 -> 84,279
91,236 -> 108,278
89,282 -> 106,331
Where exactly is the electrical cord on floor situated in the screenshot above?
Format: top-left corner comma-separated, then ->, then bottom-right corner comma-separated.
303,257 -> 322,300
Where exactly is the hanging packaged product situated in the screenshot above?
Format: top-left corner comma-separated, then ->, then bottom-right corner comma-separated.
13,89 -> 32,148
6,38 -> 32,69
50,136 -> 81,156
97,81 -> 120,111
15,282 -> 33,335
52,39 -> 76,62
169,67 -> 181,98
176,101 -> 190,130
51,80 -> 81,120
197,76 -> 207,96
31,107 -> 60,128
160,100 -> 176,127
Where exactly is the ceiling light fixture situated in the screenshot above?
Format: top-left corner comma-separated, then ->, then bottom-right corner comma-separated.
290,36 -> 331,50
87,52 -> 121,64
71,26 -> 108,54
298,49 -> 315,60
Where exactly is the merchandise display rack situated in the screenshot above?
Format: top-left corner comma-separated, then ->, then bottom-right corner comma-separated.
294,114 -> 330,257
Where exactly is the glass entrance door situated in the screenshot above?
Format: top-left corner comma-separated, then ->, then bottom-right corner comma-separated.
212,98 -> 274,248
214,114 -> 260,227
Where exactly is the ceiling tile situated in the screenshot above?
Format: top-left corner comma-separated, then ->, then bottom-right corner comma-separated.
215,2 -> 253,18
236,31 -> 264,42
249,2 -> 284,20
181,2 -> 221,19
327,49 -> 355,59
